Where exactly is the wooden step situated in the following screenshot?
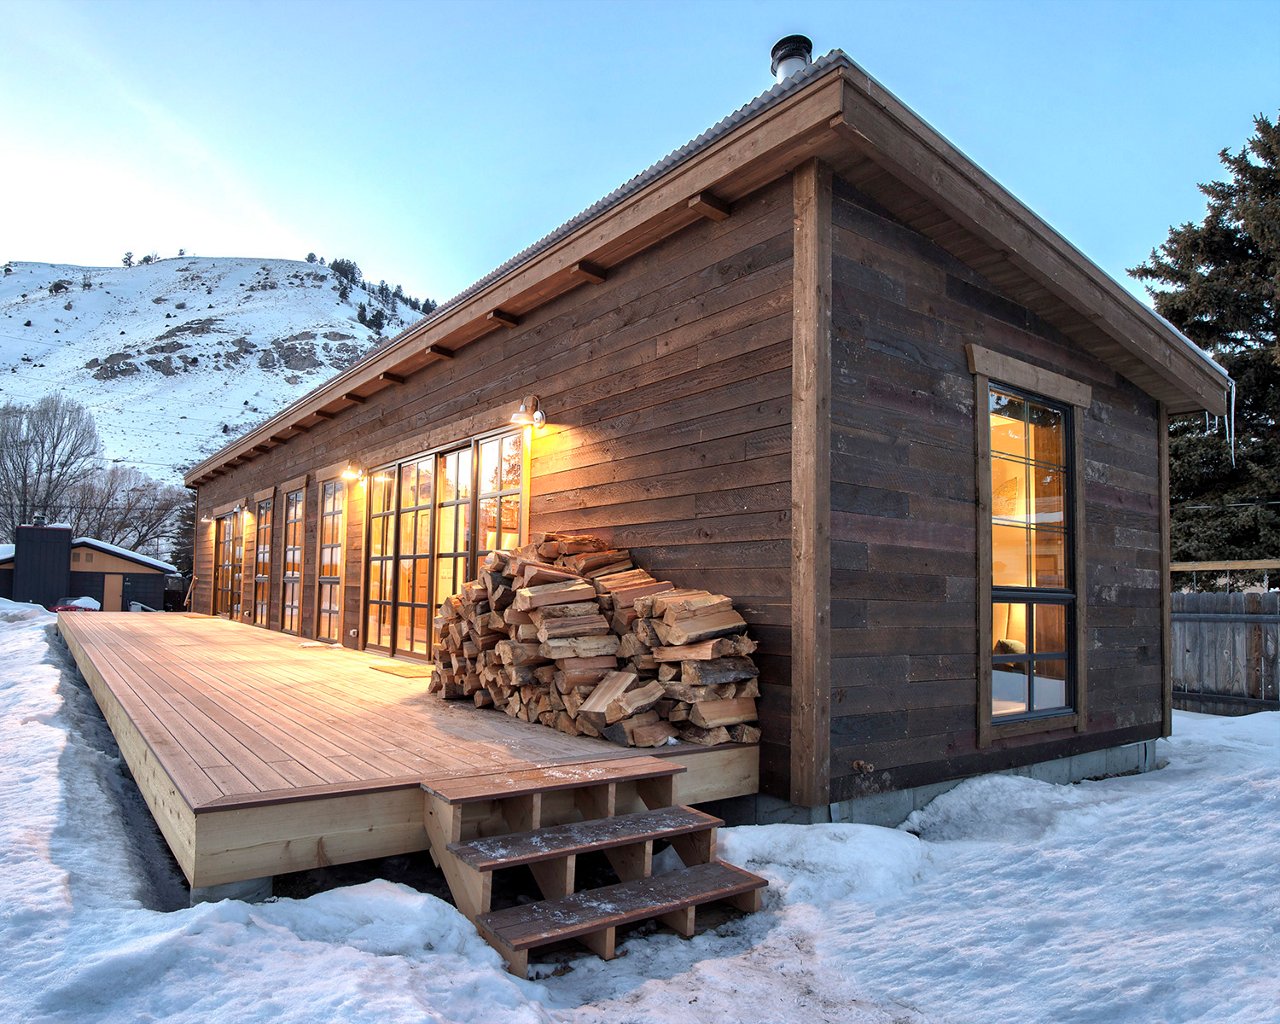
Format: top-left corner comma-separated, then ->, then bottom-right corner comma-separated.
447,805 -> 722,871
477,861 -> 767,974
422,755 -> 683,804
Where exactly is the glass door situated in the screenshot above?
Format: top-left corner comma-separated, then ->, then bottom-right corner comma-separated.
364,430 -> 523,658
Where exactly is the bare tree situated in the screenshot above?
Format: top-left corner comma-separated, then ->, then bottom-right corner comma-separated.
65,465 -> 189,554
0,396 -> 101,541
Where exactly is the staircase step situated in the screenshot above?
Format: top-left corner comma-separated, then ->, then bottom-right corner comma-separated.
423,755 -> 683,804
448,805 -> 722,871
476,860 -> 767,952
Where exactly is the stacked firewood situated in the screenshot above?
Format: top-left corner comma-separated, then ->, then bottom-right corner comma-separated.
429,533 -> 760,748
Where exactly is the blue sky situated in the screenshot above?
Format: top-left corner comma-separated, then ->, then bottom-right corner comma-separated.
2,0 -> 1277,306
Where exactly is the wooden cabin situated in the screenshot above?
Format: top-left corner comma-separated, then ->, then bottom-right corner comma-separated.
1,524 -> 176,611
183,46 -> 1231,822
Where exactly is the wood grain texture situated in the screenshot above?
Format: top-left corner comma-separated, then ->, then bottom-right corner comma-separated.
194,179 -> 796,796
790,159 -> 833,807
827,175 -> 1165,798
58,613 -> 758,887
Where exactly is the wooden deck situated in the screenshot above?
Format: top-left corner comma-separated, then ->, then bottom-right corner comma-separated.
57,613 -> 759,889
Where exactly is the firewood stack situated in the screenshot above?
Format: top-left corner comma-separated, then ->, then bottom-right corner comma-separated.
429,533 -> 761,748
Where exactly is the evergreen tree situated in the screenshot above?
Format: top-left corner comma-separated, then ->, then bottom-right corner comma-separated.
1130,112 -> 1280,564
122,252 -> 133,267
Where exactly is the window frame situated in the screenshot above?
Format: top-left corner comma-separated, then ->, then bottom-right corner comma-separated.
252,496 -> 273,627
969,344 -> 1090,746
315,478 -> 345,642
213,507 -> 243,620
364,426 -> 529,660
281,487 -> 305,635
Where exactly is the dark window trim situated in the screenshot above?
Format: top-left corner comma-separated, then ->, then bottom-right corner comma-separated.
973,354 -> 1089,746
363,426 -> 529,660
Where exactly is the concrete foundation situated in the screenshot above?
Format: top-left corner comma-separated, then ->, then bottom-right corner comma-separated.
744,738 -> 1160,828
190,875 -> 273,906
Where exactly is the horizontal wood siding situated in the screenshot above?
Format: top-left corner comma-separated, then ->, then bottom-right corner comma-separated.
827,175 -> 1164,801
196,179 -> 796,796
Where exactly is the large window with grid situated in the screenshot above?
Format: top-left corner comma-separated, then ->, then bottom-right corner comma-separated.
366,429 -> 525,658
281,488 -> 304,634
316,480 -> 344,641
214,508 -> 243,619
988,384 -> 1074,719
253,497 -> 273,626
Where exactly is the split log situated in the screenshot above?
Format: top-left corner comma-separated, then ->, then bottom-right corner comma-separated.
680,656 -> 759,686
649,635 -> 758,662
688,697 -> 758,729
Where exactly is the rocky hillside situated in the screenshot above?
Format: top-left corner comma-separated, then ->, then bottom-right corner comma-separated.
0,258 -> 422,480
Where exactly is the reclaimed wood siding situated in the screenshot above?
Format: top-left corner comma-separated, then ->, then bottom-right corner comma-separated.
1172,591 -> 1280,712
195,179 -> 796,794
827,176 -> 1165,801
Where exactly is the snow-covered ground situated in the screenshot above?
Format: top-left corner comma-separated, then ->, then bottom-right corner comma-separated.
2,599 -> 1276,1024
0,259 -> 417,478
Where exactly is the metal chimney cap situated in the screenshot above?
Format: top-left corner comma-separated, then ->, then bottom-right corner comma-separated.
770,35 -> 813,78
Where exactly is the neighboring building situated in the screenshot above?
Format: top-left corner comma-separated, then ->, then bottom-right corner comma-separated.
183,43 -> 1231,819
0,524 -> 177,611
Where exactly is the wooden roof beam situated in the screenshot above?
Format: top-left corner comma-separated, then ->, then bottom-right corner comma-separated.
487,309 -> 521,330
425,344 -> 454,359
688,192 -> 731,222
568,260 -> 607,285
313,410 -> 337,421
378,372 -> 405,385
342,392 -> 367,405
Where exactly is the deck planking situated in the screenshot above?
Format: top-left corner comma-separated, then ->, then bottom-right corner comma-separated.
57,612 -> 760,888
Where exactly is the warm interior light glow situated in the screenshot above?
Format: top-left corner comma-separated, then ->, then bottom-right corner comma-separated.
341,463 -> 366,482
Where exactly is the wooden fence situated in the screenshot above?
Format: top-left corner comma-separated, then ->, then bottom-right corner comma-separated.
1171,591 -> 1280,714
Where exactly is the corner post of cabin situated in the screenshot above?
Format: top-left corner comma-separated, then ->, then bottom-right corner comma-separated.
790,157 -> 833,806
1158,402 -> 1172,737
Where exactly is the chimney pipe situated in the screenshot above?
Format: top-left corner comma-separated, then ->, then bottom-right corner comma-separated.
770,35 -> 813,84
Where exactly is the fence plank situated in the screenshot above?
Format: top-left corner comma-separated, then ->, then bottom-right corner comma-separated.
1171,590 -> 1280,713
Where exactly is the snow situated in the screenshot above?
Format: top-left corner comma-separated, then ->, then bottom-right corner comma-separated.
2,598 -> 1276,1024
61,596 -> 102,610
0,258 -> 418,480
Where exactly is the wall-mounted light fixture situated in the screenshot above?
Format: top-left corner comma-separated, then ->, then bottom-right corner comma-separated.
341,462 -> 366,482
510,395 -> 545,428
199,515 -> 213,523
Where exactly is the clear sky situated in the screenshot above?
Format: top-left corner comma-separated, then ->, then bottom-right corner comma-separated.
2,0 -> 1277,307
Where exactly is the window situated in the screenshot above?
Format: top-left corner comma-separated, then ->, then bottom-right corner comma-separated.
988,384 -> 1073,719
281,488 -> 304,634
365,429 -> 526,658
253,497 -> 273,626
970,343 -> 1089,743
317,480 -> 344,641
214,507 -> 243,619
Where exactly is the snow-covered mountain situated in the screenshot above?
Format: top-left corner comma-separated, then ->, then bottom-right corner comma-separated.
0,258 -> 422,480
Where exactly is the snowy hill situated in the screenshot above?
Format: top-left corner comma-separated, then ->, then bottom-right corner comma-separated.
0,258 -> 422,480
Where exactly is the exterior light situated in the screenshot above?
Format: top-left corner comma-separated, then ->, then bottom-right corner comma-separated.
510,395 -> 545,428
341,462 -> 366,481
